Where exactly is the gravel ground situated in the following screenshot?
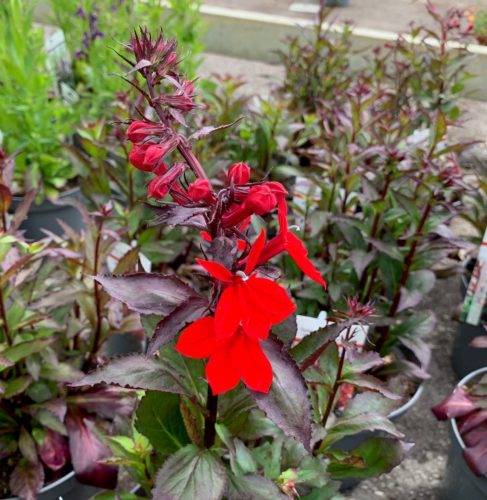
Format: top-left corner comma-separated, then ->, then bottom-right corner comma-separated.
198,52 -> 487,499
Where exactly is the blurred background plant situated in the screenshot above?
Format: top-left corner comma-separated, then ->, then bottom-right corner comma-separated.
0,0 -> 80,199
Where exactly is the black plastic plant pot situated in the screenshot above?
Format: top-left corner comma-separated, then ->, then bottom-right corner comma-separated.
325,0 -> 349,6
336,382 -> 425,491
5,471 -> 99,500
443,367 -> 487,500
452,264 -> 487,379
10,187 -> 83,240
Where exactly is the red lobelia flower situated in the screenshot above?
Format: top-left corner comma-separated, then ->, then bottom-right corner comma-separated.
176,316 -> 272,394
227,162 -> 251,185
196,230 -> 296,340
258,199 -> 326,287
126,120 -> 163,143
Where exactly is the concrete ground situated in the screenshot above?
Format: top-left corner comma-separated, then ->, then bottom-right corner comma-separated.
205,0 -> 485,33
199,51 -> 487,499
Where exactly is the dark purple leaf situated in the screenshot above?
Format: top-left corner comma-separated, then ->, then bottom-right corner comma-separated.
37,429 -> 70,471
470,336 -> 487,348
68,386 -> 136,419
349,249 -> 375,279
322,413 -> 404,448
95,273 -> 198,315
9,459 -> 45,500
431,387 -> 477,420
250,339 -> 312,451
148,203 -> 207,229
66,413 -> 118,489
367,238 -> 403,261
153,445 -> 226,500
70,354 -> 191,395
342,392 -> 400,418
464,442 -> 487,476
399,337 -> 431,371
397,287 -> 424,312
8,190 -> 36,233
462,422 -> 487,447
343,373 -> 401,400
458,410 -> 487,434
147,297 -> 208,356
290,320 -> 353,370
189,118 -> 243,141
344,348 -> 384,374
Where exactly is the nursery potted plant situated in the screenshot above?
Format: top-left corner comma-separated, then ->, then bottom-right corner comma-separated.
0,0 -> 84,240
0,154 -> 136,499
432,367 -> 487,499
72,28 -> 412,497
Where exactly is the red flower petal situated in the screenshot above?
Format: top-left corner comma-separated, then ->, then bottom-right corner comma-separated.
215,285 -> 241,338
245,276 -> 296,323
206,341 -> 240,394
244,230 -> 266,275
175,317 -> 218,358
241,314 -> 272,340
196,258 -> 234,282
232,333 -> 273,393
287,233 -> 326,287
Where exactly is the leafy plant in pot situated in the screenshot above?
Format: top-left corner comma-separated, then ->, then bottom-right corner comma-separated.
0,0 -> 84,240
72,28 -> 414,497
0,161 -> 136,499
432,367 -> 487,499
274,2 -> 475,388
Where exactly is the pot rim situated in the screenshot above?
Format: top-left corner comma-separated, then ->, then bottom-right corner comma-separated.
3,470 -> 75,500
450,366 -> 487,451
388,380 -> 425,419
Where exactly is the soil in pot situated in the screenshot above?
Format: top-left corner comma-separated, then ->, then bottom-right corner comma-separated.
443,367 -> 487,500
10,187 -> 84,240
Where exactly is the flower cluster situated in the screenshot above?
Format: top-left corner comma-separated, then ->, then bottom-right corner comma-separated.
120,29 -> 326,395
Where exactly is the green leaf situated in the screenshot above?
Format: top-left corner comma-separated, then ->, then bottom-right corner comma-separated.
135,391 -> 189,456
4,375 -> 32,398
328,438 -> 412,479
0,336 -> 56,370
225,473 -> 286,500
341,393 -> 400,419
153,445 -> 226,500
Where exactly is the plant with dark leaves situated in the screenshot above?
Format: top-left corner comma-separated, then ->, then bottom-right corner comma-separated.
432,370 -> 487,476
272,2 -> 475,383
73,29 -> 412,498
0,150 -> 136,499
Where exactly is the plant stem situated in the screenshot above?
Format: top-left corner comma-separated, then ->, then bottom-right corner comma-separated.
0,285 -> 12,347
204,386 -> 218,448
374,202 -> 432,352
88,216 -> 105,365
145,73 -> 209,182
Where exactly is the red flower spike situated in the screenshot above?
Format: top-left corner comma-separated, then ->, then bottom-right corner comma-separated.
176,317 -> 273,394
228,162 -> 251,185
258,200 -> 326,287
188,179 -> 214,204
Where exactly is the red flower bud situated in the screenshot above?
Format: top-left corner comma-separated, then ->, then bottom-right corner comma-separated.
129,142 -> 152,171
188,179 -> 214,203
228,162 -> 251,185
147,162 -> 187,199
126,121 -> 161,143
142,138 -> 179,171
244,185 -> 278,215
